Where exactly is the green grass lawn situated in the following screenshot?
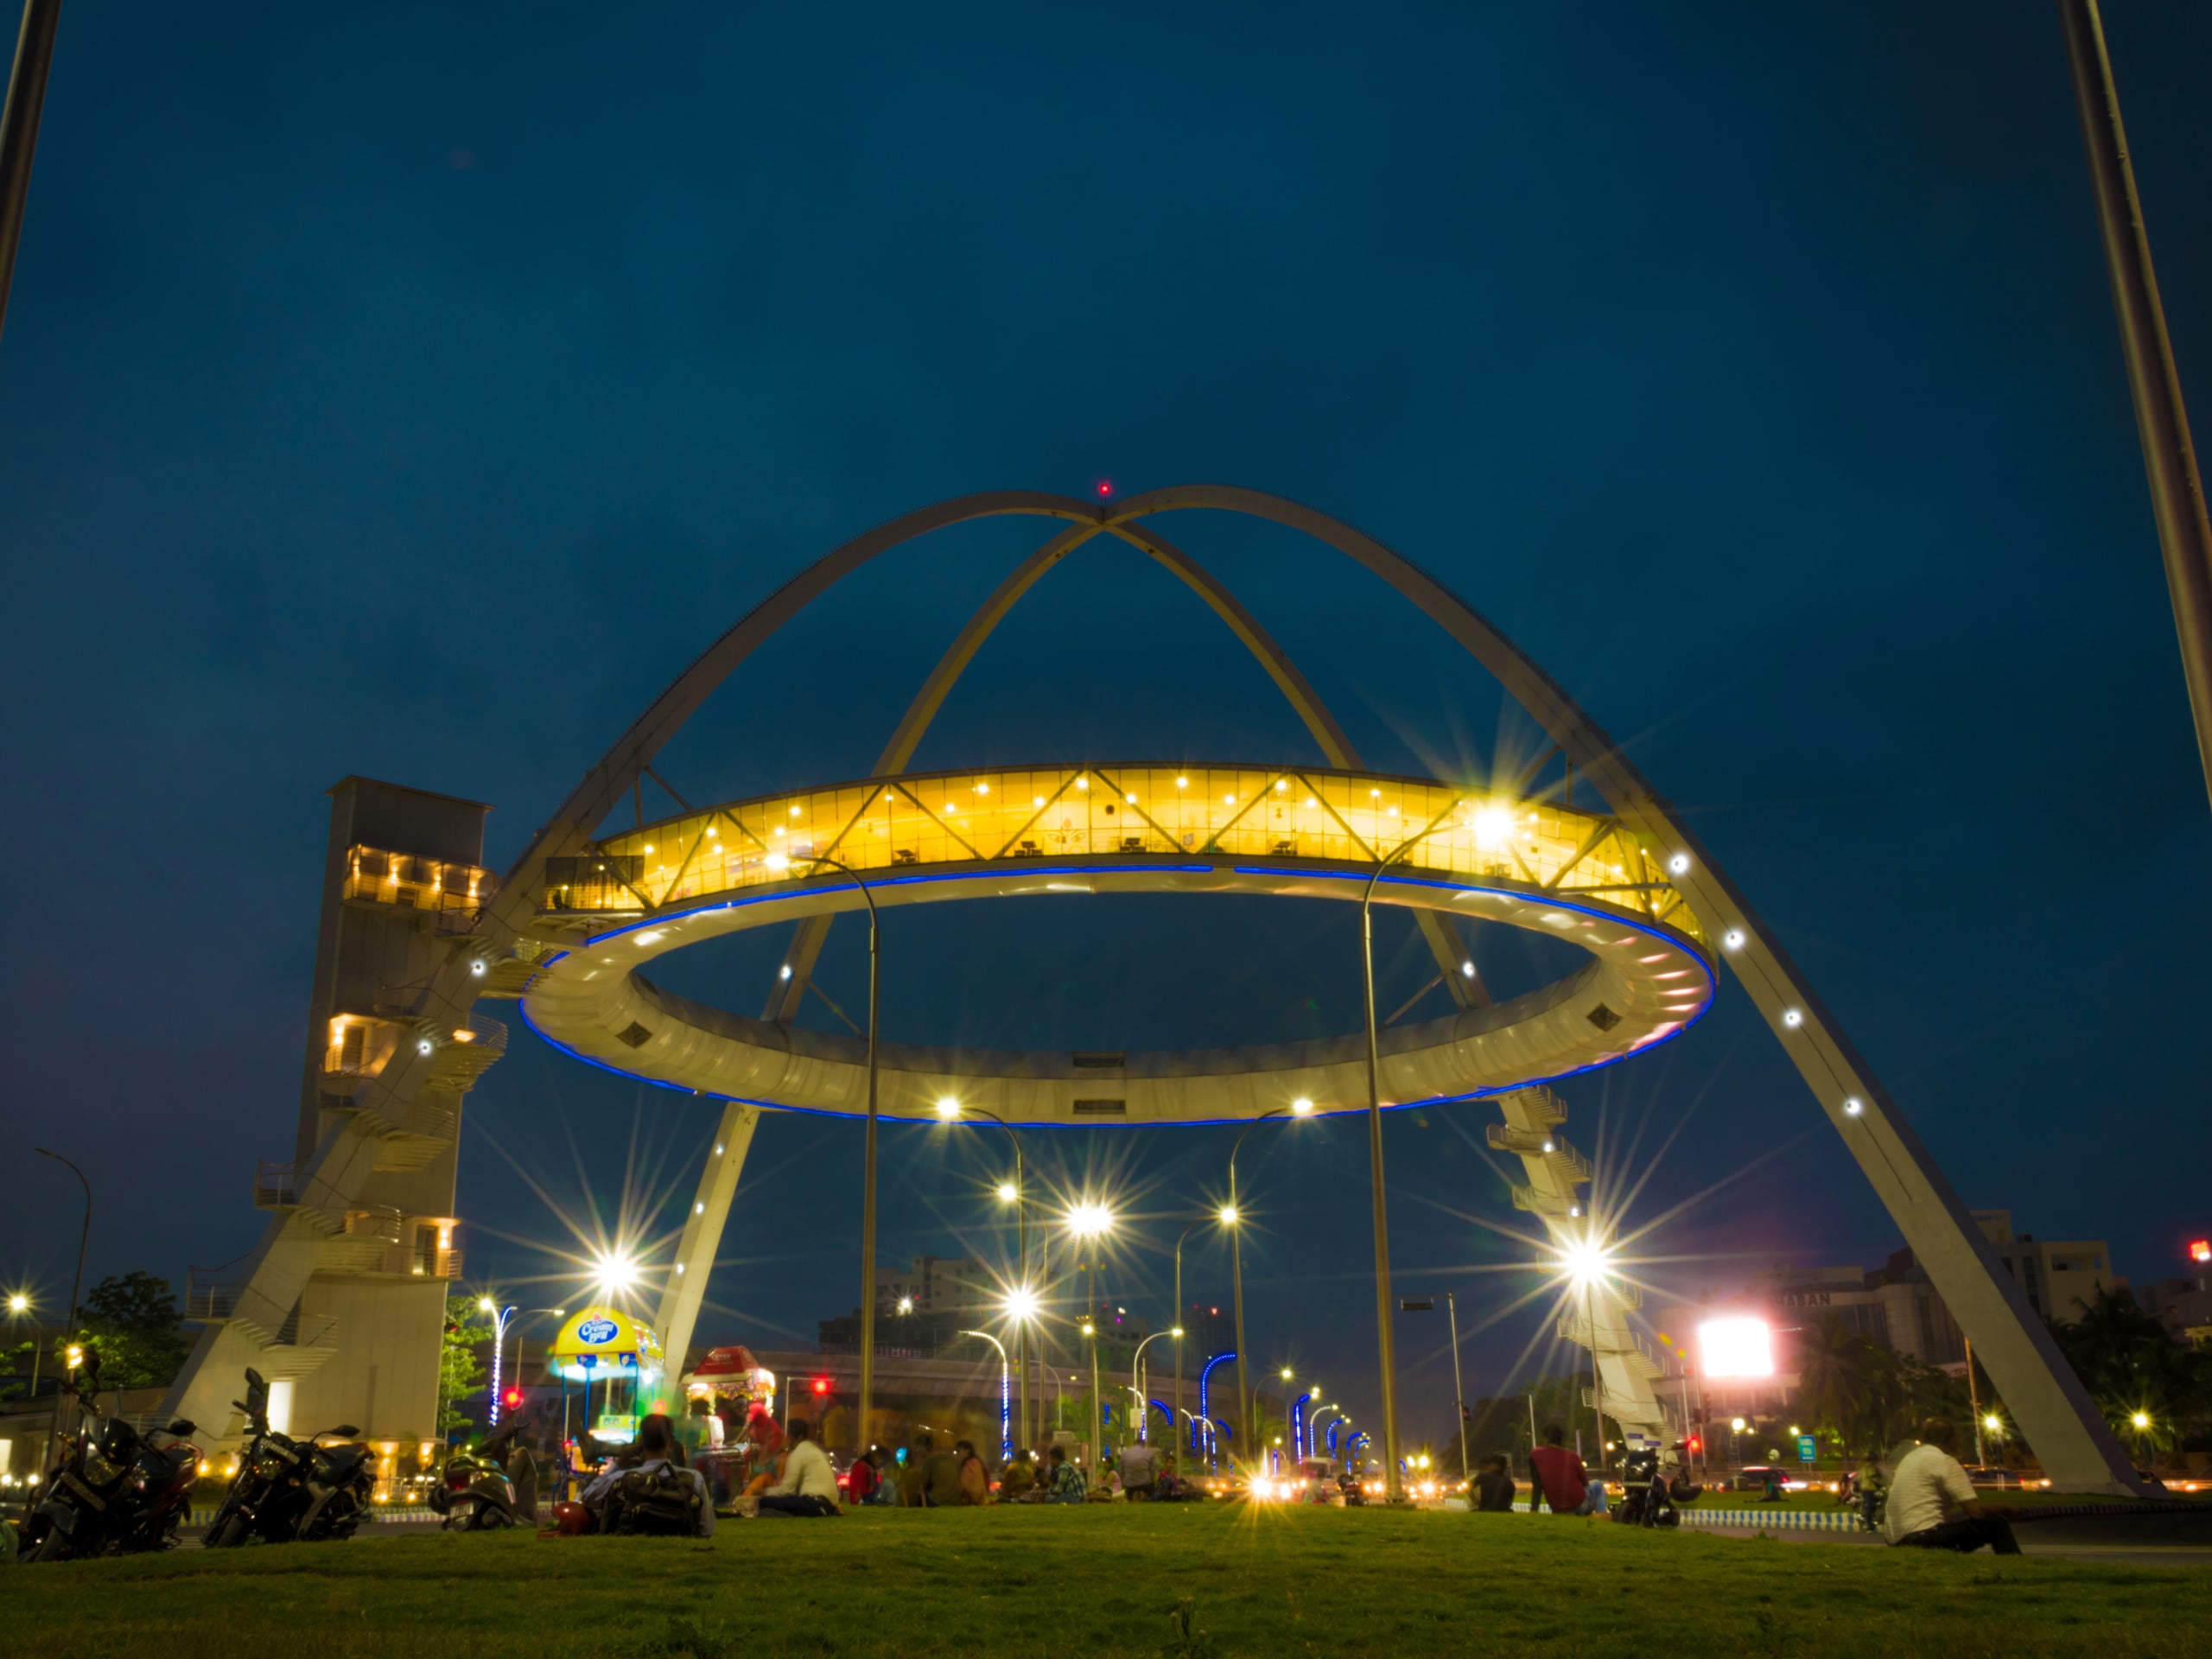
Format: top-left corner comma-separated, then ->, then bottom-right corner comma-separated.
4,1504 -> 2207,1659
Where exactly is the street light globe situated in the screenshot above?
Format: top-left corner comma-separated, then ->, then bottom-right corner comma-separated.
1081,1321 -> 1096,1338
1560,1236 -> 1614,1287
1217,1205 -> 1238,1227
1171,1325 -> 1185,1338
995,1181 -> 1019,1204
2131,1411 -> 2152,1431
935,1097 -> 961,1120
478,1297 -> 496,1314
1983,1414 -> 2003,1433
1065,1200 -> 1114,1238
7,1294 -> 26,1314
593,1252 -> 639,1294
896,1296 -> 915,1315
1003,1287 -> 1039,1323
1730,1417 -> 1746,1433
1281,1367 -> 1294,1380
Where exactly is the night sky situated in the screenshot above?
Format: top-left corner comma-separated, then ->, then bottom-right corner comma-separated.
6,3 -> 2211,1443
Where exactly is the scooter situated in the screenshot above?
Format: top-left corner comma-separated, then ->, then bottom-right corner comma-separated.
429,1424 -> 527,1530
20,1357 -> 202,1561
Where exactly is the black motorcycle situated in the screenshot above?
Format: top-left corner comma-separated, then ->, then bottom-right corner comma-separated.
21,1357 -> 203,1562
203,1367 -> 372,1547
1610,1446 -> 1683,1529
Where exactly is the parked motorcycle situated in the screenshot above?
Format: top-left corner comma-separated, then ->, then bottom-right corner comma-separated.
20,1357 -> 202,1562
429,1424 -> 525,1530
203,1367 -> 372,1547
1610,1446 -> 1682,1529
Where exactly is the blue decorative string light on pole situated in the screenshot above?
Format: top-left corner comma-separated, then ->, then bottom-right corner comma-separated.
959,1329 -> 1012,1464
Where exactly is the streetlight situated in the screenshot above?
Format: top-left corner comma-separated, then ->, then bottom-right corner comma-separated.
958,1329 -> 1013,1463
6,1291 -> 40,1439
766,848 -> 880,1456
1225,1101 -> 1311,1467
1131,1328 -> 1179,1442
1312,1402 -> 1344,1460
1558,1231 -> 1618,1478
936,1097 -> 1030,1454
1359,803 -> 1472,1501
1063,1199 -> 1114,1470
1170,1212 -> 1235,1463
35,1148 -> 89,1481
480,1301 -> 517,1425
493,1305 -> 567,1426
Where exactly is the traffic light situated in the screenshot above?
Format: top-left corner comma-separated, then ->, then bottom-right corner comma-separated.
812,1376 -> 830,1396
1688,1435 -> 1703,1456
503,1387 -> 524,1413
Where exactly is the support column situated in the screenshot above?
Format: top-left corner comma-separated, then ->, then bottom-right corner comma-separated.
653,1101 -> 763,1376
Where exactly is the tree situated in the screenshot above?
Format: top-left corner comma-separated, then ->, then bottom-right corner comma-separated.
74,1271 -> 189,1389
2051,1287 -> 2211,1460
438,1293 -> 492,1438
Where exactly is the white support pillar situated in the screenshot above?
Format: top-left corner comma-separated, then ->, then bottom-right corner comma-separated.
653,1101 -> 763,1376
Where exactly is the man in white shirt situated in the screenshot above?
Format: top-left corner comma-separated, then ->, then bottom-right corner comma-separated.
759,1416 -> 842,1517
1880,1419 -> 2019,1554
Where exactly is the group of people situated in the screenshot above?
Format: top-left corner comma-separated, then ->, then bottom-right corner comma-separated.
1464,1417 -> 2018,1556
842,1435 -> 1192,1506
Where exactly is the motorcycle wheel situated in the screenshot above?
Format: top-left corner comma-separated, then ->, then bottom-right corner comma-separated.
207,1513 -> 250,1549
26,1527 -> 75,1564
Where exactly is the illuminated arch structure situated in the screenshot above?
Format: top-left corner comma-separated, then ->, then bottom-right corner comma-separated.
163,487 -> 2139,1492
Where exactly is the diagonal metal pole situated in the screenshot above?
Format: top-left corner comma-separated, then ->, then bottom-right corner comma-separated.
0,0 -> 62,348
2061,0 -> 2212,816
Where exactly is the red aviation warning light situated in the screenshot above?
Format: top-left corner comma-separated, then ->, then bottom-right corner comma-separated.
2190,1238 -> 2210,1264
1096,480 -> 1113,499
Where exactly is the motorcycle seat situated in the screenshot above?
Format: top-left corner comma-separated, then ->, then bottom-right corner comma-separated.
321,1446 -> 368,1473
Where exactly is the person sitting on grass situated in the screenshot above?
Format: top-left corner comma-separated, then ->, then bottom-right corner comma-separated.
1473,1455 -> 1516,1512
956,1440 -> 989,1505
998,1450 -> 1036,1501
579,1414 -> 715,1536
897,1444 -> 928,1508
1044,1444 -> 1087,1503
919,1433 -> 963,1508
759,1417 -> 842,1517
1528,1426 -> 1604,1516
1879,1419 -> 2020,1556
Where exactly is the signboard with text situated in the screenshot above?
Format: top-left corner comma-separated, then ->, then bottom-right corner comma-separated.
1797,1434 -> 1816,1465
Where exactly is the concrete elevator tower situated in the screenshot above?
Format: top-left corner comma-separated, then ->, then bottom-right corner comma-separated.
166,779 -> 503,1451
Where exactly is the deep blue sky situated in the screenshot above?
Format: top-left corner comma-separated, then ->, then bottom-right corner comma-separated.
6,3 -> 2211,1441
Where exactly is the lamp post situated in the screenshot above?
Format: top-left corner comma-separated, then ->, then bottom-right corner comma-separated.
936,1098 -> 1029,1455
1312,1402 -> 1344,1460
1130,1328 -> 1179,1441
480,1301 -> 516,1425
507,1306 -> 566,1423
768,849 -> 879,1456
958,1329 -> 1012,1464
1171,1215 -> 1225,1460
1225,1100 -> 1311,1466
1063,1200 -> 1114,1471
34,1148 -> 88,1481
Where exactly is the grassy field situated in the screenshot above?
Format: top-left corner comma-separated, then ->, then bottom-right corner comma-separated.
4,1503 -> 2208,1659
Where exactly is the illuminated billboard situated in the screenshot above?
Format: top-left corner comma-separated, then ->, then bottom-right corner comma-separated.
1698,1316 -> 1776,1379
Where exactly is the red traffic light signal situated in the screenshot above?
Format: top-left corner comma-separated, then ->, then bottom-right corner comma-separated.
812,1376 -> 830,1395
502,1387 -> 524,1411
1688,1435 -> 1703,1455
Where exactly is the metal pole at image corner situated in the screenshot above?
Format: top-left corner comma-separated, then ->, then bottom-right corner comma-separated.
0,0 -> 65,349
2060,0 -> 2212,817
35,1147 -> 89,1479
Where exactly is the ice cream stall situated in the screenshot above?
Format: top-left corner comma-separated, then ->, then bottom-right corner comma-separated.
546,1306 -> 665,1447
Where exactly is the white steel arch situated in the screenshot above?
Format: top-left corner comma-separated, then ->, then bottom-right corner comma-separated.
162,486 -> 2140,1492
